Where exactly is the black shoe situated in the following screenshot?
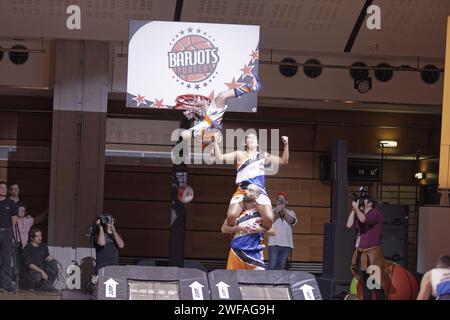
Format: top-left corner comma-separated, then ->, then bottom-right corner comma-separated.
4,286 -> 17,294
40,282 -> 56,292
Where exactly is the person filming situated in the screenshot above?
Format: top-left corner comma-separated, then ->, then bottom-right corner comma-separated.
92,213 -> 125,275
347,193 -> 387,300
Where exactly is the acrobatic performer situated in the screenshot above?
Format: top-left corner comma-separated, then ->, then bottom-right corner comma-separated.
214,133 -> 289,230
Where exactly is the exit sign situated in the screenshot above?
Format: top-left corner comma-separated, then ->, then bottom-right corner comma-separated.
348,161 -> 382,181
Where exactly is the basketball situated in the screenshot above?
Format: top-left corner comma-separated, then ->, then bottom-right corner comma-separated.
170,35 -> 218,83
355,261 -> 419,300
202,128 -> 222,145
178,185 -> 194,203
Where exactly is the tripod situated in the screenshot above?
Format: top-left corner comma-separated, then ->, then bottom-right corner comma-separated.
11,224 -> 23,291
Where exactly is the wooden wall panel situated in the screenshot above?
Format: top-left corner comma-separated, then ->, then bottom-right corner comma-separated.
292,235 -> 324,262
104,200 -> 170,230
383,160 -> 415,185
291,207 -> 331,235
222,122 -> 315,151
119,229 -> 169,257
0,112 -> 52,144
265,178 -> 331,207
188,174 -> 236,203
272,151 -> 313,178
315,125 -> 436,155
104,171 -> 171,201
184,231 -> 230,260
0,110 -> 52,239
186,203 -> 228,232
0,167 -> 50,197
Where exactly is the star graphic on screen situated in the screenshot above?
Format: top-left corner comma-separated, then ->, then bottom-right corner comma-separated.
195,84 -> 200,90
197,28 -> 201,33
250,50 -> 259,63
225,77 -> 244,90
240,64 -> 254,78
203,82 -> 208,87
187,27 -> 193,33
187,84 -> 191,89
132,94 -> 147,107
152,98 -> 166,108
180,30 -> 185,35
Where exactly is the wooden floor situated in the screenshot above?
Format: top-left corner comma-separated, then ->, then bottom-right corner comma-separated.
0,289 -> 61,300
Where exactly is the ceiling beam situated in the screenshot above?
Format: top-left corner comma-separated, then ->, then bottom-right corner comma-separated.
173,0 -> 184,21
344,0 -> 374,52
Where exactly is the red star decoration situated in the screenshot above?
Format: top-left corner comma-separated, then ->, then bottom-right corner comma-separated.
132,94 -> 147,107
240,64 -> 254,78
249,50 -> 259,63
225,77 -> 245,90
152,98 -> 166,108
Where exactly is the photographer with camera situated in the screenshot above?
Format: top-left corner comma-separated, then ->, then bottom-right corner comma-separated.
347,189 -> 387,300
268,192 -> 297,270
92,214 -> 124,275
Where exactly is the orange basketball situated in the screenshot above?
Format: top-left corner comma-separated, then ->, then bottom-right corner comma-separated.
356,261 -> 419,300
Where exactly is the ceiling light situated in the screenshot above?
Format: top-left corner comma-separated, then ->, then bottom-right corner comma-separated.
379,140 -> 398,148
355,77 -> 372,93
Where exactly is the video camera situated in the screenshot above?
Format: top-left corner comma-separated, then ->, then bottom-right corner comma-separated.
352,187 -> 368,208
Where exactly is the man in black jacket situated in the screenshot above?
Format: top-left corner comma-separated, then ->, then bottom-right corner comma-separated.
0,181 -> 18,293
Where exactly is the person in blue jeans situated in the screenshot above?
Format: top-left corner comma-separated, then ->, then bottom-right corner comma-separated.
268,192 -> 297,270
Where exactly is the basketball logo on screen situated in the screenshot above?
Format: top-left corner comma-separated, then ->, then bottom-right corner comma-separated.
168,34 -> 220,85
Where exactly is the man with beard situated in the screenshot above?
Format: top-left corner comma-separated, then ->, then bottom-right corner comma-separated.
221,184 -> 273,270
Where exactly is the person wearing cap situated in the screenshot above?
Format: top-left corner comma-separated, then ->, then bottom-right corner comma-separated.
268,192 -> 297,270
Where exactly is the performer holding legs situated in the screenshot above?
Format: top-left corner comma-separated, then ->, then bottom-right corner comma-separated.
221,184 -> 270,270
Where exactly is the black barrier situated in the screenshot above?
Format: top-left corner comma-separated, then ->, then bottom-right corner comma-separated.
208,269 -> 322,300
95,265 -> 210,300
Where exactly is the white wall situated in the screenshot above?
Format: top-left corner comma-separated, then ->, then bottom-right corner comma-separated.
417,206 -> 450,273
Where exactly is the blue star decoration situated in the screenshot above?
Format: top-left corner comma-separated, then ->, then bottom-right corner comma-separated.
187,84 -> 191,88
195,84 -> 200,90
203,82 -> 208,87
180,30 -> 185,35
187,27 -> 193,33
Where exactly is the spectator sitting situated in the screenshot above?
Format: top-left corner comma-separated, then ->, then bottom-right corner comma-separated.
22,227 -> 58,291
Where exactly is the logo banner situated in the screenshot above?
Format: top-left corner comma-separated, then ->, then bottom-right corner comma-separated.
127,20 -> 260,112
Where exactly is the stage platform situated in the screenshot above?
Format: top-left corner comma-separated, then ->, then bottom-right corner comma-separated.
0,289 -> 93,300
